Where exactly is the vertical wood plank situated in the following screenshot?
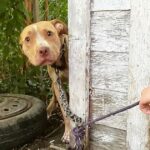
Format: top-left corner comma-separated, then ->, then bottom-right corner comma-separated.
127,0 -> 150,150
68,0 -> 91,147
68,0 -> 90,120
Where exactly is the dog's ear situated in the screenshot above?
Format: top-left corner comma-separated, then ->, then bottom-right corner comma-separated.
51,19 -> 68,35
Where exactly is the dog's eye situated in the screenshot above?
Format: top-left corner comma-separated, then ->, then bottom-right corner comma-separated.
47,31 -> 52,36
25,37 -> 30,42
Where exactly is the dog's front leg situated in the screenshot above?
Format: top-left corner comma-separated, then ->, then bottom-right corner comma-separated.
47,95 -> 57,118
53,82 -> 71,143
47,83 -> 57,118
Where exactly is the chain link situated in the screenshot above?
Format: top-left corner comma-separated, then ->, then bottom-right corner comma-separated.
55,69 -> 83,125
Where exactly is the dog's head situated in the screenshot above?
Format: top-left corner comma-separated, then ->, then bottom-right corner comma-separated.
19,19 -> 67,66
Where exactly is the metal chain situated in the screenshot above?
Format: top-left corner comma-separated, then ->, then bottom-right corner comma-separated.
55,69 -> 83,125
55,69 -> 84,149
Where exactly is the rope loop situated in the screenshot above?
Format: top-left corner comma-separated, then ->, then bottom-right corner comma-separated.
72,125 -> 85,150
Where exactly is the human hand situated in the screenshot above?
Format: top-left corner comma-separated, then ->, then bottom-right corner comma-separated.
139,87 -> 150,114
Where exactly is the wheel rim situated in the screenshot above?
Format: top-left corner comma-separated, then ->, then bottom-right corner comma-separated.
0,95 -> 32,120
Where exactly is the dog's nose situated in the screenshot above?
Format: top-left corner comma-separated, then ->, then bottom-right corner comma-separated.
39,47 -> 49,57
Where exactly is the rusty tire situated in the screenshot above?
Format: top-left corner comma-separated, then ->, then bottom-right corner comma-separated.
0,94 -> 47,150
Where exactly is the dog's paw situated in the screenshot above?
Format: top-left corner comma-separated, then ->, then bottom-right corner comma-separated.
61,130 -> 70,144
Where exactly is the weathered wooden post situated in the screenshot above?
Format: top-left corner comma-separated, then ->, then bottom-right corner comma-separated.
68,0 -> 90,147
127,0 -> 150,150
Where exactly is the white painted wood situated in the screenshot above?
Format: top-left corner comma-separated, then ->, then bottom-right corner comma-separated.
90,124 -> 126,150
91,11 -> 130,53
69,39 -> 89,119
91,51 -> 128,93
69,1 -> 90,40
90,10 -> 130,148
90,11 -> 129,130
91,0 -> 130,11
68,0 -> 90,123
90,88 -> 127,130
127,0 -> 150,150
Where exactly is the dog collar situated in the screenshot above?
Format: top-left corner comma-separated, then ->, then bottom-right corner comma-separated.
51,36 -> 67,70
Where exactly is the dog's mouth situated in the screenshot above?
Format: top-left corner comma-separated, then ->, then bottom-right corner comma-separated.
39,59 -> 54,65
34,53 -> 59,66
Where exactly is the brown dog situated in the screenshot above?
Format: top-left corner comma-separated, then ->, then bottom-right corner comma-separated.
19,20 -> 71,143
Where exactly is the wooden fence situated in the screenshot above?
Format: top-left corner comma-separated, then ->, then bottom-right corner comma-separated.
69,0 -> 150,149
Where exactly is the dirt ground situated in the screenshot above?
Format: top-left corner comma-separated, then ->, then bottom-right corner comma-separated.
16,110 -> 66,150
